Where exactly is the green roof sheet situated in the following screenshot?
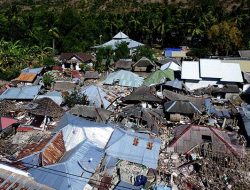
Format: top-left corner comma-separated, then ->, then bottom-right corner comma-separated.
143,69 -> 174,86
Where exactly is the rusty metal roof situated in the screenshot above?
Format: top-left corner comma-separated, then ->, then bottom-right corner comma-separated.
42,131 -> 66,166
0,164 -> 53,190
13,73 -> 37,83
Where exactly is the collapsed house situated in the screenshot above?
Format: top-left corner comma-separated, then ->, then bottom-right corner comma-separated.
168,125 -> 245,157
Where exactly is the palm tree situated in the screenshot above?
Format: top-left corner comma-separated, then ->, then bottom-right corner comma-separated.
48,27 -> 59,53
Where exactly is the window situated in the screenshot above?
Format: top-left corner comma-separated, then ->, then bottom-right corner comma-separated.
202,135 -> 212,142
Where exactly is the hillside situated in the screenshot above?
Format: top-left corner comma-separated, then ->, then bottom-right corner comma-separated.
0,0 -> 249,12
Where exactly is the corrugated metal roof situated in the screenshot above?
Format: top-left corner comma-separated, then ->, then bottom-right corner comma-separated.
181,61 -> 200,80
13,73 -> 37,82
55,113 -> 114,150
0,85 -> 42,100
220,62 -> 243,82
160,61 -> 181,71
21,67 -> 43,74
42,131 -> 66,166
0,165 -> 53,190
143,70 -> 174,86
222,59 -> 250,72
103,70 -> 144,87
81,85 -> 111,108
105,128 -> 161,169
29,140 -> 104,190
200,59 -> 222,78
94,38 -> 143,50
113,32 -> 129,39
36,90 -> 63,105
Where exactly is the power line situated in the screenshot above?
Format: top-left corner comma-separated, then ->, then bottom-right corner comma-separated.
1,159 -> 144,190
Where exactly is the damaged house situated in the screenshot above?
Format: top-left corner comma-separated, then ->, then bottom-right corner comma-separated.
168,125 -> 245,157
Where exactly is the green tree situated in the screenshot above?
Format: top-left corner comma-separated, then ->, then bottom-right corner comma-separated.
42,72 -> 55,88
208,21 -> 242,55
114,42 -> 129,61
64,89 -> 88,108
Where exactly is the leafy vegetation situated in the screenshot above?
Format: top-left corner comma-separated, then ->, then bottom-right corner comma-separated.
64,89 -> 88,108
0,0 -> 249,78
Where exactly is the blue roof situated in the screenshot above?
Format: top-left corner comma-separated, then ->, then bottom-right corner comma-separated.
29,140 -> 104,190
0,85 -> 42,100
105,128 -> 161,169
36,90 -> 63,105
103,70 -> 144,87
22,67 -> 43,74
204,99 -> 230,118
81,85 -> 110,108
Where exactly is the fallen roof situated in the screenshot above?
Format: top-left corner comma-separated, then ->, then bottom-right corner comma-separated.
0,100 -> 18,115
133,57 -> 155,67
123,86 -> 162,102
115,59 -> 134,70
53,81 -> 77,92
143,69 -> 174,86
27,97 -> 64,118
220,62 -> 243,82
13,73 -> 37,83
163,79 -> 183,90
170,125 -> 244,157
164,100 -> 202,114
0,85 -> 42,100
69,105 -> 112,122
84,71 -> 99,79
163,90 -> 204,110
103,70 -> 144,87
105,128 -> 161,169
